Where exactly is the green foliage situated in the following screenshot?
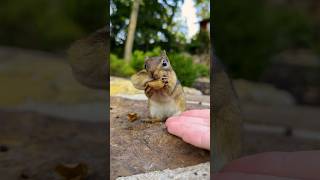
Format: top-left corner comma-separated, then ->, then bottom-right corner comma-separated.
111,47 -> 209,87
193,0 -> 210,19
188,30 -> 210,54
194,63 -> 210,77
110,54 -> 136,77
130,47 -> 162,71
169,53 -> 198,86
0,0 -> 106,51
130,50 -> 146,71
130,47 -> 209,86
213,0 -> 318,80
110,0 -> 185,56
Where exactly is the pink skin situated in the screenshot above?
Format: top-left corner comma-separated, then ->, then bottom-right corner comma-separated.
165,109 -> 210,150
165,109 -> 320,179
213,151 -> 320,179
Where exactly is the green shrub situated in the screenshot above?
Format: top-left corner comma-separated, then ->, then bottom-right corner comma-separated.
130,50 -> 145,71
130,47 -> 162,71
110,54 -> 136,77
194,63 -> 210,77
111,47 -> 209,87
168,53 -> 198,86
188,30 -> 210,54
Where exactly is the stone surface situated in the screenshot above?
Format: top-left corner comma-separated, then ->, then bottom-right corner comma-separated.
110,76 -> 144,96
0,49 -> 106,107
192,77 -> 210,95
0,47 -> 108,179
192,53 -> 210,66
243,128 -> 320,156
233,79 -> 296,106
183,86 -> 203,95
8,102 -> 107,122
261,49 -> 320,105
242,103 -> 320,133
240,102 -> 320,155
1,102 -> 320,180
0,110 -> 106,180
117,162 -> 210,180
110,97 -> 210,180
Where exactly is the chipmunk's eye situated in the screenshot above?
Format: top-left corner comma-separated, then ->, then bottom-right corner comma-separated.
144,63 -> 147,69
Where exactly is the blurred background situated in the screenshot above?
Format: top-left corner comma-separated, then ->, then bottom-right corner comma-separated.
0,0 -> 106,52
0,0 -> 108,179
213,0 -> 320,155
109,0 -> 211,179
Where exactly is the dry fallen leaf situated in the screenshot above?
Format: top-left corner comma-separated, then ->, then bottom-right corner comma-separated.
127,113 -> 138,122
55,163 -> 88,180
0,145 -> 9,152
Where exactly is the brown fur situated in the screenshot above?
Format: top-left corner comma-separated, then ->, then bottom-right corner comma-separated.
131,51 -> 186,121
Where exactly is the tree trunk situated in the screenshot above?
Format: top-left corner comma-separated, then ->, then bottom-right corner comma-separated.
124,0 -> 141,62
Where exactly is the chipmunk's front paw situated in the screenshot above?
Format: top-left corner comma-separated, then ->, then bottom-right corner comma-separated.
142,117 -> 163,123
161,75 -> 169,85
145,86 -> 153,98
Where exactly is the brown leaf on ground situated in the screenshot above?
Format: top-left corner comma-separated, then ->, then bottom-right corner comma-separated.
127,113 -> 139,122
55,163 -> 88,180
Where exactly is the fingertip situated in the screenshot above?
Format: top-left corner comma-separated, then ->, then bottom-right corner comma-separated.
165,116 -> 179,126
165,121 -> 184,137
165,116 -> 181,129
180,125 -> 210,150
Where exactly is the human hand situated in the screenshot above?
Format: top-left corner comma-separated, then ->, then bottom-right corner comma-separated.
165,109 -> 210,150
213,151 -> 320,179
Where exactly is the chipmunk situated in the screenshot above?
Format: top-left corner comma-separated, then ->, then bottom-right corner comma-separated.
131,50 -> 186,122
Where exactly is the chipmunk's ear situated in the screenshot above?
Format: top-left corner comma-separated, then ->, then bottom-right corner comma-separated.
144,56 -> 149,61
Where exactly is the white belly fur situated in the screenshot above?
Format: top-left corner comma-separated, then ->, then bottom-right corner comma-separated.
149,99 -> 180,120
